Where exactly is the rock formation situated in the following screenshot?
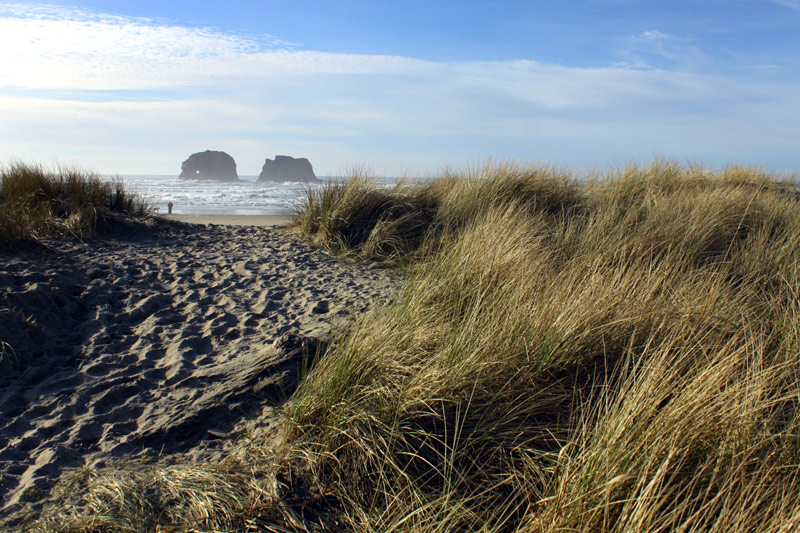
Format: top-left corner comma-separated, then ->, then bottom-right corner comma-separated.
179,150 -> 239,181
258,155 -> 319,183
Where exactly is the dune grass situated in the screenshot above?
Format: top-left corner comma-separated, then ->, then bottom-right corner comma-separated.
31,160 -> 800,531
293,163 -> 582,263
0,162 -> 151,244
284,160 -> 800,531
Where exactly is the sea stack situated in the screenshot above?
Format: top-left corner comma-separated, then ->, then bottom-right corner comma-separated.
258,155 -> 319,183
179,150 -> 239,181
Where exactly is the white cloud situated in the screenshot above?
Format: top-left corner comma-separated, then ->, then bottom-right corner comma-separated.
620,30 -> 709,69
640,30 -> 675,41
0,3 -> 429,90
772,0 -> 800,9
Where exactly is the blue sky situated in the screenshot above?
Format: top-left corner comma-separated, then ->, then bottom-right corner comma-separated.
1,1 -> 799,176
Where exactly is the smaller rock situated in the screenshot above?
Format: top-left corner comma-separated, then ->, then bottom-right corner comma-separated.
258,155 -> 319,183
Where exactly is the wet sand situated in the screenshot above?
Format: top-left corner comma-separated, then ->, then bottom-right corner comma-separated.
163,214 -> 292,227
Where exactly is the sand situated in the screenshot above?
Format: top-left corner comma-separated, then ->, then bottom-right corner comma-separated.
0,217 -> 399,512
163,214 -> 292,226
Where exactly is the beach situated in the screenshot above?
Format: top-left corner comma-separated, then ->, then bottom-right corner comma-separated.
163,214 -> 292,226
0,216 -> 399,512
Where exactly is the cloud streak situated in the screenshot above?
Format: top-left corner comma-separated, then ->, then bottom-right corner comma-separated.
0,3 -> 429,90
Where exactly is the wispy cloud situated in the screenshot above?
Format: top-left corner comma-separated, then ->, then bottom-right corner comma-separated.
0,5 -> 732,112
0,3 -> 428,90
772,0 -> 800,9
618,30 -> 709,70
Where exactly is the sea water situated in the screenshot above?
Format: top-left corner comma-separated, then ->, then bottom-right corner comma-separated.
109,174 -> 411,215
108,174 -> 320,216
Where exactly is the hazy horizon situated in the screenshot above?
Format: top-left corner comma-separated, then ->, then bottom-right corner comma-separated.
2,1 -> 800,176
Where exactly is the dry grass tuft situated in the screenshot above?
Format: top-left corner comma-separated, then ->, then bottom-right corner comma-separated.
0,162 -> 152,244
292,162 -> 582,263
31,445 -> 298,532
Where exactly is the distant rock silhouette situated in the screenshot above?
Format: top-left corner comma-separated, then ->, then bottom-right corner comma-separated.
258,155 -> 319,183
179,150 -> 239,181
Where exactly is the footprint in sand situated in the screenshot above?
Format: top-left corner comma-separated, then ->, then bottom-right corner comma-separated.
311,300 -> 330,314
0,221 -> 400,512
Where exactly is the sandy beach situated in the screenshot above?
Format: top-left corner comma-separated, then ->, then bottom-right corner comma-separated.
163,214 -> 292,226
0,216 -> 399,513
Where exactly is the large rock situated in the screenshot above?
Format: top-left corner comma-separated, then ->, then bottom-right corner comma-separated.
179,150 -> 239,181
258,155 -> 319,183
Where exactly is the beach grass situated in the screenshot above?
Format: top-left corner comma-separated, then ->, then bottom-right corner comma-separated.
0,162 -> 151,244
34,160 -> 800,531
285,160 -> 800,531
292,162 -> 582,263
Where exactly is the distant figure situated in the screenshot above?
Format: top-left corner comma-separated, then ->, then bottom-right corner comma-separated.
167,201 -> 174,214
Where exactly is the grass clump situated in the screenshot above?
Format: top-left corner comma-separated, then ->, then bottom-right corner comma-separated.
34,450 -> 289,532
294,175 -> 437,262
0,162 -> 151,244
293,162 -> 582,262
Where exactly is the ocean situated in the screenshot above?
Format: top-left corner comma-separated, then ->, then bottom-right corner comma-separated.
109,174 -> 328,216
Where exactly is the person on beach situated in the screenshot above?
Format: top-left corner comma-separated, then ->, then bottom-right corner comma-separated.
168,201 -> 174,214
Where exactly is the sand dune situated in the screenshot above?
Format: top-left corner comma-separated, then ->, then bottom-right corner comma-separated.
0,219 -> 398,511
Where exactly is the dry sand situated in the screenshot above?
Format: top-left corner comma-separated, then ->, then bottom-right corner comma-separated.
0,217 -> 399,513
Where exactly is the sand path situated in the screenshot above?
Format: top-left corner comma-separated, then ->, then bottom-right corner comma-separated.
0,220 -> 398,511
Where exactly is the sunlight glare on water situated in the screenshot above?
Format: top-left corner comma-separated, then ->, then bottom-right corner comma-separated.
106,175 -> 316,215
106,174 -> 408,215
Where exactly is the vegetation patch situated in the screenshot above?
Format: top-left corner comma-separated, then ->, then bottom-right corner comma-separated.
284,160 -> 800,531
0,162 -> 152,245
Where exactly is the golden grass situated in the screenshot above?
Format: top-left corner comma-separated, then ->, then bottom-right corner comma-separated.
282,159 -> 800,531
29,159 -> 800,531
0,162 -> 152,244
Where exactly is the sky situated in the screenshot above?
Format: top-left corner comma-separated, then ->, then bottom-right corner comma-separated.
1,1 -> 799,177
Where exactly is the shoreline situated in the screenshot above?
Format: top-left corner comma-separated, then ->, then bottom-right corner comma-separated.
162,214 -> 292,226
